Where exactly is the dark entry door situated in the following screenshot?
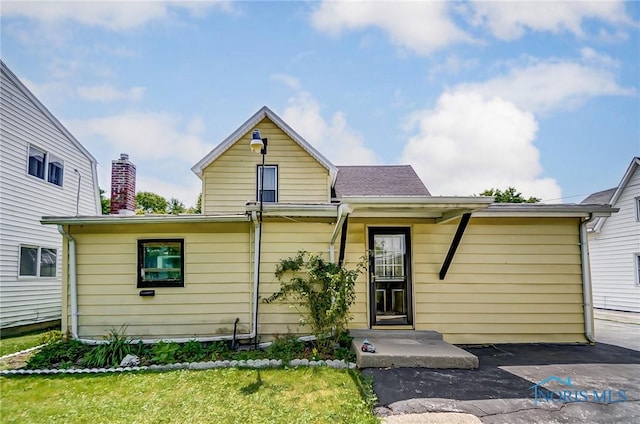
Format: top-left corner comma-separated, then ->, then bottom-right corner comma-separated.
369,228 -> 412,326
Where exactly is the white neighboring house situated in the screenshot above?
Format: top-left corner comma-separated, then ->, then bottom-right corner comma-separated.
583,157 -> 640,313
0,60 -> 100,333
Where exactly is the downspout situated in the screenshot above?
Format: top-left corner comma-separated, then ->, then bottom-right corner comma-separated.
251,211 -> 262,345
57,225 -> 78,339
580,214 -> 596,344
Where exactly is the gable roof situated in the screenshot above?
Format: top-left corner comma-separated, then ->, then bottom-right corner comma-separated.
334,165 -> 430,198
0,60 -> 98,165
583,157 -> 639,232
191,106 -> 338,183
581,187 -> 616,205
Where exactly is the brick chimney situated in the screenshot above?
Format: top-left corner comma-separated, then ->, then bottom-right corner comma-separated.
110,153 -> 136,215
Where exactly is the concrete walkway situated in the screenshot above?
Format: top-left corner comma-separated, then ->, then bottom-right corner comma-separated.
377,310 -> 640,423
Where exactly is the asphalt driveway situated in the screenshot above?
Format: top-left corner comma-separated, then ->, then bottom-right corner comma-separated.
371,311 -> 640,423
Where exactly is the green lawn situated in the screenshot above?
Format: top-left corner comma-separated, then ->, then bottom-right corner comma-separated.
0,332 -> 46,357
0,368 -> 378,424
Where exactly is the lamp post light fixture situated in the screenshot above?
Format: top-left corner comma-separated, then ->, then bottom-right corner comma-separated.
250,129 -> 268,348
251,129 -> 268,218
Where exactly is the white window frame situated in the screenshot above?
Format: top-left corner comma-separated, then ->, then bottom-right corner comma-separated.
18,245 -> 57,278
635,197 -> 640,222
26,144 -> 64,187
47,154 -> 64,187
635,253 -> 640,287
257,165 -> 278,203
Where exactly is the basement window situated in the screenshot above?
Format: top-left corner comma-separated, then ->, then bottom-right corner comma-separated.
138,239 -> 184,288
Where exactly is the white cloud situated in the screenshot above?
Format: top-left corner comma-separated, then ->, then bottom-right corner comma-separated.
401,91 -> 562,202
69,111 -> 210,164
281,91 -> 378,165
270,73 -> 302,91
311,1 -> 474,55
77,85 -> 145,102
427,54 -> 479,81
455,57 -> 634,114
22,78 -> 74,106
0,0 -> 234,31
467,0 -> 633,40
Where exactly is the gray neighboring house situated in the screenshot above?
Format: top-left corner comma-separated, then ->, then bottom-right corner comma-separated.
583,157 -> 640,313
0,60 -> 100,333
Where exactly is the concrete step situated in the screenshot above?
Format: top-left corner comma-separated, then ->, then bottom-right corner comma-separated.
351,331 -> 478,369
350,329 -> 443,340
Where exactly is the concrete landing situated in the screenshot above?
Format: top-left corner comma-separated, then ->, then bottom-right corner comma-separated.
351,330 -> 478,369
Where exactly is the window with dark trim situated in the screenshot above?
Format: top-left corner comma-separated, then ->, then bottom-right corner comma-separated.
257,165 -> 277,203
19,245 -> 57,278
635,197 -> 640,222
27,145 -> 64,187
137,239 -> 184,288
635,253 -> 640,286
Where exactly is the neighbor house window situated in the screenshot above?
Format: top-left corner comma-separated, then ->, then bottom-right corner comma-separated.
635,197 -> 640,222
257,165 -> 277,203
27,145 -> 64,187
138,239 -> 184,288
636,254 -> 640,286
19,245 -> 57,277
47,155 -> 64,186
28,146 -> 46,179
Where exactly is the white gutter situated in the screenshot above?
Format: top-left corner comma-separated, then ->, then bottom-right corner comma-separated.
42,214 -> 249,225
329,204 -> 351,263
57,225 -> 78,339
76,334 -> 254,345
580,214 -> 596,344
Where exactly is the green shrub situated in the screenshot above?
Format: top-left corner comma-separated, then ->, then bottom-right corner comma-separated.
152,341 -> 180,364
264,335 -> 305,362
231,349 -> 263,361
207,341 -> 231,361
38,330 -> 63,345
264,251 -> 366,354
83,327 -> 132,368
176,340 -> 207,362
26,340 -> 90,369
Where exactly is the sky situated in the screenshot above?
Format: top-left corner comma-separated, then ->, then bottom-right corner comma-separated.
1,0 -> 638,208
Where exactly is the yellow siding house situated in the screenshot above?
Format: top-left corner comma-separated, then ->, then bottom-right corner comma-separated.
43,106 -> 616,345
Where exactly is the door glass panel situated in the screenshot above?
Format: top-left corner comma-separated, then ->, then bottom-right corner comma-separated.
372,232 -> 409,325
374,235 -> 405,280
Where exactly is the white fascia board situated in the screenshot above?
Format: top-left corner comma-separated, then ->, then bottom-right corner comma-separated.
340,196 -> 494,208
191,106 -> 337,183
41,214 -> 250,226
474,204 -> 618,218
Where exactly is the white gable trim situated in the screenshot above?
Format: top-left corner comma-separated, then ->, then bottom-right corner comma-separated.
191,106 -> 338,183
593,157 -> 640,233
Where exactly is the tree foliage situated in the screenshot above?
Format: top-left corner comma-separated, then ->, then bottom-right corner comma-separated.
187,193 -> 202,214
99,189 -> 110,215
480,187 -> 540,203
167,198 -> 185,215
135,191 -> 169,214
264,251 -> 366,353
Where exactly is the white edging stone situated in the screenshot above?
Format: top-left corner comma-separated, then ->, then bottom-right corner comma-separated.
0,358 -> 356,375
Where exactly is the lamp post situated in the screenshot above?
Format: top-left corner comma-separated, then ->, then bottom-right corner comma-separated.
250,129 -> 267,348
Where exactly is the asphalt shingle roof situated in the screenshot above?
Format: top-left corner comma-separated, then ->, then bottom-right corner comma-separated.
334,165 -> 430,198
581,188 -> 616,205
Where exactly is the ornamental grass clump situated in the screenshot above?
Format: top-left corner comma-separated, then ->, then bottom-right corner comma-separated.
83,327 -> 132,368
264,251 -> 365,354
